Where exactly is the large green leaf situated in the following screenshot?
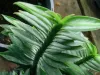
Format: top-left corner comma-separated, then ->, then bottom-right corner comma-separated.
61,15 -> 100,31
1,1 -> 100,75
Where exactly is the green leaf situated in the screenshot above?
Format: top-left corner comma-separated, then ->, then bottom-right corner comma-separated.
63,62 -> 85,75
14,10 -> 51,33
61,16 -> 100,31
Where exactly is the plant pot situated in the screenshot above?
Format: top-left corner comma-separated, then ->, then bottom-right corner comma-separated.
0,0 -> 54,15
95,0 -> 100,8
45,0 -> 54,11
0,0 -> 54,52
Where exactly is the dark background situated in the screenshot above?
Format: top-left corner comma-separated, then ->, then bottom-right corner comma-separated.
0,0 -> 46,15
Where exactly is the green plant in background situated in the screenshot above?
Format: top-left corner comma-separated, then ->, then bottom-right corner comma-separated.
1,1 -> 100,75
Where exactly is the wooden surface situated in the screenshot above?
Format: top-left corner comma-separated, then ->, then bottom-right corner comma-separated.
54,0 -> 81,17
79,0 -> 96,16
0,57 -> 17,71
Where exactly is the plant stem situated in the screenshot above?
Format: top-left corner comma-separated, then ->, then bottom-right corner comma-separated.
75,55 -> 94,65
30,25 -> 62,75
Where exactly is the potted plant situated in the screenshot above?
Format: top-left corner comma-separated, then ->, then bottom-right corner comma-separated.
0,1 -> 100,75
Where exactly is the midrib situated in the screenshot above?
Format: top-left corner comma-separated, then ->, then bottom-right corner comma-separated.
30,25 -> 62,75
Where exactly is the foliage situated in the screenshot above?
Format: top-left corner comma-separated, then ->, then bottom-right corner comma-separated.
0,1 -> 100,75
